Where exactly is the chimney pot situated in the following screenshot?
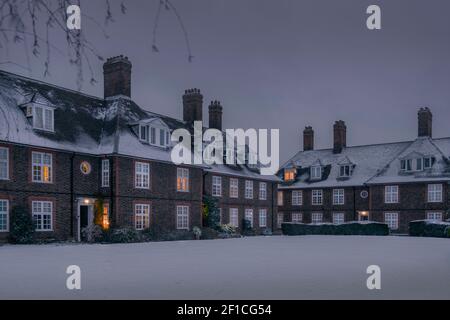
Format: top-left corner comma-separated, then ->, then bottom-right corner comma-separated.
209,100 -> 223,131
103,55 -> 132,98
333,120 -> 347,154
418,107 -> 432,138
183,88 -> 203,124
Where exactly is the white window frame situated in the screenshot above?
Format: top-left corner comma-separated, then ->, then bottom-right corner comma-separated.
339,165 -> 351,178
312,189 -> 323,205
32,201 -> 53,231
0,147 -> 9,180
101,159 -> 110,187
424,157 -> 433,169
384,212 -> 399,230
259,182 -> 267,200
332,212 -> 345,225
310,166 -> 322,180
176,205 -> 189,230
245,180 -> 254,199
428,184 -> 443,203
139,125 -> 149,142
229,178 -> 239,198
427,212 -> 443,221
33,105 -> 54,132
277,191 -> 284,206
135,162 -> 150,189
385,185 -> 399,204
245,209 -> 254,228
229,208 -> 239,227
291,212 -> 303,223
32,151 -> 53,183
212,176 -> 222,197
311,212 -> 323,224
0,199 -> 9,232
333,189 -> 345,205
259,208 -> 267,227
291,190 -> 303,206
134,204 -> 150,230
176,168 -> 189,192
277,213 -> 284,228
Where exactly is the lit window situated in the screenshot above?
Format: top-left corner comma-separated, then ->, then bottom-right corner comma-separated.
384,212 -> 398,230
0,200 -> 9,232
385,186 -> 399,204
32,152 -> 52,183
339,165 -> 351,177
102,203 -> 110,230
0,147 -> 9,180
135,204 -> 150,230
277,213 -> 284,228
212,176 -> 222,196
259,209 -> 267,227
277,191 -> 284,206
33,106 -> 54,132
310,166 -> 322,180
427,212 -> 442,221
176,206 -> 189,230
32,201 -> 53,231
245,180 -> 253,199
259,182 -> 267,200
135,162 -> 150,189
333,189 -> 345,205
229,208 -> 239,227
292,190 -> 303,206
291,212 -> 302,223
358,211 -> 370,221
333,213 -> 345,224
230,178 -> 239,198
177,168 -> 189,192
312,189 -> 323,205
245,209 -> 253,228
101,159 -> 110,187
311,212 -> 323,224
284,168 -> 296,181
428,184 -> 443,203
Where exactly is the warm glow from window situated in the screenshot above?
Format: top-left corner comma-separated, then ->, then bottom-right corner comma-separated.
284,169 -> 295,181
102,205 -> 110,230
43,166 -> 51,182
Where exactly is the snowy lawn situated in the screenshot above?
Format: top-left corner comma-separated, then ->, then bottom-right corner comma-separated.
0,235 -> 449,300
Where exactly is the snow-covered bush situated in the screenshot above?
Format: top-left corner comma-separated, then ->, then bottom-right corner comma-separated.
219,224 -> 237,235
199,227 -> 218,240
108,227 -> 141,243
81,224 -> 104,243
192,226 -> 202,240
262,228 -> 272,236
282,221 -> 389,236
8,206 -> 35,244
409,220 -> 450,238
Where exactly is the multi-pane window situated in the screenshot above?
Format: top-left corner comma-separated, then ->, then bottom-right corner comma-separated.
101,159 -> 110,187
212,176 -> 222,196
176,206 -> 189,230
229,208 -> 239,227
33,106 -> 54,131
292,190 -> 303,206
311,212 -> 323,224
102,203 -> 110,229
159,129 -> 165,146
385,186 -> 399,204
229,178 -> 239,198
333,213 -> 345,224
139,125 -> 148,142
32,152 -> 52,183
32,201 -> 52,231
177,168 -> 189,192
150,127 -> 156,144
0,200 -> 8,232
259,209 -> 267,227
291,213 -> 303,223
339,165 -> 351,177
312,189 -> 323,205
284,168 -> 296,181
384,212 -> 398,230
333,189 -> 345,205
277,213 -> 284,228
0,147 -> 8,180
427,212 -> 442,221
245,209 -> 254,228
428,184 -> 443,203
135,162 -> 150,189
310,166 -> 322,180
259,182 -> 267,200
277,191 -> 284,206
245,180 -> 254,199
135,204 -> 150,230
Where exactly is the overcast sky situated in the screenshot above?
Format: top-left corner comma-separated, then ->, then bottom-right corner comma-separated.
1,0 -> 450,162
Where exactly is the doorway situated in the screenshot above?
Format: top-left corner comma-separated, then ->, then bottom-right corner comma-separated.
77,199 -> 94,242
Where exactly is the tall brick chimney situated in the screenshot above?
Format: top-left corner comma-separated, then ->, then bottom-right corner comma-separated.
103,55 -> 132,98
303,126 -> 314,151
333,120 -> 347,154
209,100 -> 223,130
183,88 -> 203,124
418,107 -> 432,138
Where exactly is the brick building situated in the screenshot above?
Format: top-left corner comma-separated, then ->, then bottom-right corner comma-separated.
0,55 -> 278,241
278,108 -> 450,233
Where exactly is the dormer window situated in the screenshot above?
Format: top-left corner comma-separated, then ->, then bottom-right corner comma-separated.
33,106 -> 54,132
400,157 -> 434,172
339,165 -> 352,178
310,166 -> 322,180
423,157 -> 434,169
284,168 -> 296,181
139,125 -> 149,141
137,118 -> 170,148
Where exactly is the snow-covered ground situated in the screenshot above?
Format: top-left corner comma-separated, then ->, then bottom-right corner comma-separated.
0,236 -> 449,300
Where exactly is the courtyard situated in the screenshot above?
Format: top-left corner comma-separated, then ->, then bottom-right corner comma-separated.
0,235 -> 449,299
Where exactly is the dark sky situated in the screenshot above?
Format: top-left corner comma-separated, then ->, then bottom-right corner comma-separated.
2,0 -> 450,163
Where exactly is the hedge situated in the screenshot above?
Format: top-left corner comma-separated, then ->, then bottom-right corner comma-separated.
409,220 -> 450,238
282,221 -> 389,236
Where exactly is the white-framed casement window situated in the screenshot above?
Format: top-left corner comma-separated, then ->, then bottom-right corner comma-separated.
277,213 -> 284,228
32,152 -> 52,183
423,157 -> 434,169
284,168 -> 296,181
339,165 -> 352,178
33,106 -> 54,132
212,176 -> 222,197
384,212 -> 399,230
176,205 -> 189,230
134,204 -> 150,230
312,189 -> 323,205
385,185 -> 399,204
245,209 -> 254,228
229,178 -> 239,198
259,208 -> 267,227
333,189 -> 345,205
291,190 -> 303,206
311,212 -> 323,224
176,168 -> 189,192
310,166 -> 322,180
427,212 -> 443,221
277,191 -> 284,206
32,201 -> 53,231
428,184 -> 443,203
0,147 -> 9,180
0,199 -> 9,232
135,162 -> 150,189
332,213 -> 345,224
229,208 -> 239,227
245,180 -> 254,199
291,212 -> 303,223
259,182 -> 267,200
101,159 -> 110,187
139,125 -> 149,142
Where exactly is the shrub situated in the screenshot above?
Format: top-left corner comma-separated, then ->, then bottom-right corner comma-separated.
108,227 -> 141,243
193,226 -> 202,240
81,224 -> 104,243
261,228 -> 272,236
242,219 -> 252,231
200,227 -> 219,240
409,220 -> 450,238
8,206 -> 35,244
219,224 -> 237,235
203,195 -> 220,228
446,227 -> 450,238
282,221 -> 389,236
